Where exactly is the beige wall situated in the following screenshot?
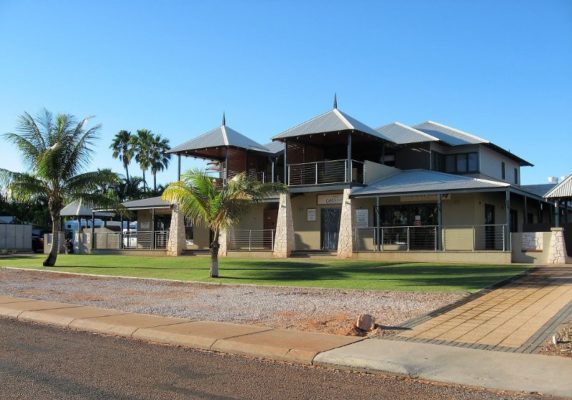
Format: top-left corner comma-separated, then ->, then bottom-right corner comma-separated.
479,145 -> 521,184
511,231 -> 552,264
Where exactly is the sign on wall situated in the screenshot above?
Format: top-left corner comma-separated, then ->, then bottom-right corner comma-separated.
317,194 -> 343,205
400,194 -> 451,203
307,208 -> 317,221
355,209 -> 368,228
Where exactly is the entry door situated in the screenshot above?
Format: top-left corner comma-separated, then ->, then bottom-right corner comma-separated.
321,208 -> 341,251
484,204 -> 496,250
263,207 -> 278,249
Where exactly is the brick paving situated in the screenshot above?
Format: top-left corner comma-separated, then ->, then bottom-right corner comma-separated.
397,266 -> 572,352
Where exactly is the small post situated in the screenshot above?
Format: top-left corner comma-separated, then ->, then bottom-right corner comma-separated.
91,211 -> 95,251
151,208 -> 156,250
287,165 -> 291,185
505,189 -> 511,251
473,226 -> 476,251
177,155 -> 181,181
434,226 -> 437,252
381,227 -> 384,252
248,230 -> 252,251
271,229 -> 274,250
315,162 -> 318,185
271,159 -> 275,183
437,194 -> 443,251
120,215 -> 124,249
406,227 -> 410,251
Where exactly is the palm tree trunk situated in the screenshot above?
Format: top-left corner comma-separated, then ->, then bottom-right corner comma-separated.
153,173 -> 157,192
210,230 -> 220,278
43,212 -> 60,266
142,170 -> 147,191
125,165 -> 130,181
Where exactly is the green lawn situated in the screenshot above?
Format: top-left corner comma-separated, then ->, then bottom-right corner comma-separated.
0,254 -> 530,293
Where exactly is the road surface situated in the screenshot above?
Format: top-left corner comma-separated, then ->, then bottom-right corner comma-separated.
0,318 -> 549,400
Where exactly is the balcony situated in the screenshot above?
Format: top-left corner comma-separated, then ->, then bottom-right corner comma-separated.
287,159 -> 364,186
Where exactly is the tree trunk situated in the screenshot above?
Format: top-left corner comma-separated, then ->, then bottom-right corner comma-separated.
125,165 -> 130,181
153,173 -> 157,192
142,170 -> 147,191
210,230 -> 220,278
43,212 -> 60,267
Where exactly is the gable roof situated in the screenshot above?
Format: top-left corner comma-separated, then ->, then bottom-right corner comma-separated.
61,200 -> 113,217
169,124 -> 271,155
351,169 -> 509,198
545,174 -> 572,199
520,183 -> 556,198
273,108 -> 391,141
376,122 -> 439,144
264,141 -> 285,155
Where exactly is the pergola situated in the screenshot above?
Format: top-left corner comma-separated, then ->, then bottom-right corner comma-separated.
545,174 -> 572,227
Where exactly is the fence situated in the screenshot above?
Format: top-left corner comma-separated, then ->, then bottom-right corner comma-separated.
229,229 -> 275,251
93,231 -> 169,250
0,224 -> 32,252
353,224 -> 509,252
287,159 -> 364,186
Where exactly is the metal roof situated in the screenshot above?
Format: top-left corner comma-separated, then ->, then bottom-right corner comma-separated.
520,183 -> 556,198
169,124 -> 271,155
545,175 -> 572,199
413,121 -> 488,146
375,122 -> 439,144
351,169 -> 509,197
121,196 -> 171,209
60,201 -> 113,217
264,141 -> 284,155
273,108 -> 391,141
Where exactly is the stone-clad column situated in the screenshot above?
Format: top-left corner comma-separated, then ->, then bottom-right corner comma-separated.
547,227 -> 567,264
273,193 -> 294,258
337,188 -> 354,258
167,205 -> 185,256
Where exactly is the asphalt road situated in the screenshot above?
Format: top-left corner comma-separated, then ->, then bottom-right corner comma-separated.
0,318 -> 552,400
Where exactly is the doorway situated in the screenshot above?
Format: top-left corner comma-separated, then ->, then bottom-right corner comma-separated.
321,208 -> 341,250
263,206 -> 278,249
485,204 -> 496,250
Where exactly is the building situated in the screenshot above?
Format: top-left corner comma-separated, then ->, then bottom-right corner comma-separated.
90,100 -> 571,264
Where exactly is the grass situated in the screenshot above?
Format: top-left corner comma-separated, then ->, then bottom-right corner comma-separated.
0,254 -> 530,293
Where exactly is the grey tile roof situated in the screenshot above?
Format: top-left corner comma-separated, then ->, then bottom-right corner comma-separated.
375,122 -> 439,144
273,108 -> 391,141
169,125 -> 271,154
545,175 -> 572,199
61,201 -> 113,217
264,141 -> 284,155
413,121 -> 488,146
520,183 -> 556,198
351,169 -> 509,197
122,196 -> 171,209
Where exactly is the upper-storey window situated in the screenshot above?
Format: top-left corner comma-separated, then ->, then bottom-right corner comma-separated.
432,151 -> 478,174
501,162 -> 506,180
514,168 -> 518,184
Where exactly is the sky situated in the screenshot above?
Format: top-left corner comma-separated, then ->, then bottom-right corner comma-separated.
0,0 -> 571,186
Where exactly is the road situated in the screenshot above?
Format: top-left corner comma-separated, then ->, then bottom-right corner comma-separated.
0,318 -> 551,400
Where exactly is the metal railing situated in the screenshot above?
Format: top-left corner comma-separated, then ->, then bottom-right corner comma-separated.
94,230 -> 169,250
229,229 -> 275,251
287,159 -> 364,186
353,224 -> 509,252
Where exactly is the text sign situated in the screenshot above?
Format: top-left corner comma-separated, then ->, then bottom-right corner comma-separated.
317,194 -> 343,205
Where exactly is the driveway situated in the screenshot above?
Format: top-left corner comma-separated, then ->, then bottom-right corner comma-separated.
396,266 -> 572,352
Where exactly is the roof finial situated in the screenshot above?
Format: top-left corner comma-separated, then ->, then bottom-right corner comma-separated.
222,112 -> 226,126
333,93 -> 338,109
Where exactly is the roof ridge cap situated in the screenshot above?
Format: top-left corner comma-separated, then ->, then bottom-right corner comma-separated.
333,108 -> 354,130
422,120 -> 490,143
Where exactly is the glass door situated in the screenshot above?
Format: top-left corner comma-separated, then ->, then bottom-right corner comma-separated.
321,208 -> 341,250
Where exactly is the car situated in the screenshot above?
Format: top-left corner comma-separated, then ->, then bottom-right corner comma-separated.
31,228 -> 47,253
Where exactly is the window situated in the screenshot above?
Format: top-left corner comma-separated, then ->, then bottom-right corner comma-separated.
456,154 -> 468,173
468,153 -> 478,172
434,152 -> 478,174
514,168 -> 518,184
501,162 -> 506,180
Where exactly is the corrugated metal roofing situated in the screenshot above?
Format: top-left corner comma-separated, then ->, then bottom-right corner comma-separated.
264,141 -> 284,155
122,196 -> 170,209
413,121 -> 489,146
375,122 -> 439,144
169,125 -> 271,154
351,169 -> 509,197
520,184 -> 556,198
61,201 -> 113,217
545,175 -> 572,199
273,108 -> 391,141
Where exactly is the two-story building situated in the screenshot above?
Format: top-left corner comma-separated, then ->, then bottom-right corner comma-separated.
90,101 -> 570,264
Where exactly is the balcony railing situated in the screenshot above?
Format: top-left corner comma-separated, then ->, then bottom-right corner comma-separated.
353,224 -> 509,252
229,229 -> 275,251
94,231 -> 169,250
287,159 -> 363,186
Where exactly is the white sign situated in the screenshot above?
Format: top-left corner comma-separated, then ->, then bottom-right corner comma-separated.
400,194 -> 451,203
317,194 -> 343,205
355,209 -> 368,228
307,208 -> 317,221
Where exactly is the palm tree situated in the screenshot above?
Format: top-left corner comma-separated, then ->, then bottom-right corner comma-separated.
162,170 -> 285,278
116,176 -> 147,201
0,110 -> 119,266
130,129 -> 154,191
110,130 -> 133,180
150,134 -> 171,192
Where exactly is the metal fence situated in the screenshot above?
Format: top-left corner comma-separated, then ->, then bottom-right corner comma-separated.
229,229 -> 275,251
0,224 -> 32,252
353,224 -> 509,252
287,159 -> 363,186
93,230 -> 169,250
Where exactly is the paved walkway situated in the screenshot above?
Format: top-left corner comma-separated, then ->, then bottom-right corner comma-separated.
397,266 -> 572,352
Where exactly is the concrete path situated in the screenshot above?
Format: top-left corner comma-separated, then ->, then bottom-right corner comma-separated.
314,338 -> 572,398
0,294 -> 361,364
397,265 -> 572,352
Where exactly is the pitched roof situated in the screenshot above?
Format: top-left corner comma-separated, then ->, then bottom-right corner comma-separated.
273,108 -> 391,141
122,196 -> 171,209
264,141 -> 285,155
375,122 -> 439,144
413,121 -> 488,146
351,169 -> 509,197
545,175 -> 572,199
520,183 -> 556,198
60,200 -> 113,217
169,124 -> 271,154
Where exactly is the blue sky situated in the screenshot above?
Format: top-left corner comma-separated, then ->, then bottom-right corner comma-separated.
0,0 -> 570,185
